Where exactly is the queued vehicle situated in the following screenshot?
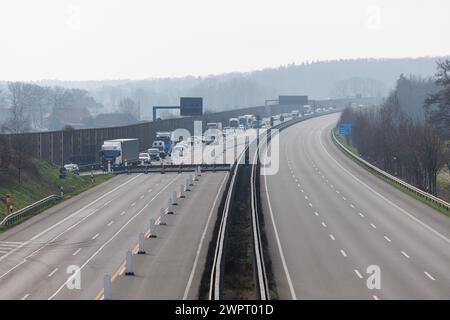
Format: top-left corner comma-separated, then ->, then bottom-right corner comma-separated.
147,148 -> 161,161
155,132 -> 173,156
139,152 -> 151,164
64,163 -> 80,175
229,118 -> 239,129
100,138 -> 139,168
152,140 -> 167,159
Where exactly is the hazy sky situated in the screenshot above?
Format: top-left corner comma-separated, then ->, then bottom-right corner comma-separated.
0,0 -> 449,81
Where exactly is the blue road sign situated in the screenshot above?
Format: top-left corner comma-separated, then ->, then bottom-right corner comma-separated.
339,124 -> 352,135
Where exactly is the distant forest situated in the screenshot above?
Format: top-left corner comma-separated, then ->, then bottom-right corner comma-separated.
0,57 -> 447,131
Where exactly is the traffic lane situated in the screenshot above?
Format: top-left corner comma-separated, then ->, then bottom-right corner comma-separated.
0,174 -> 146,285
312,113 -> 450,240
288,124 -> 447,299
303,117 -> 450,297
0,172 -> 185,299
109,172 -> 228,299
261,153 -> 371,299
51,172 -> 191,300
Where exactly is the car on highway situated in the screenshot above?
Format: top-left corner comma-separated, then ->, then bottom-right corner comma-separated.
147,148 -> 161,161
64,163 -> 79,175
139,152 -> 151,164
152,140 -> 167,159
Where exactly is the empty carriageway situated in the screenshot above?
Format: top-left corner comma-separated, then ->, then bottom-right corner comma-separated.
260,113 -> 450,300
0,169 -> 227,300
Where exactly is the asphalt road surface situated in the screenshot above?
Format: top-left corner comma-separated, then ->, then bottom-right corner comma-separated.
261,113 -> 450,300
0,171 -> 226,300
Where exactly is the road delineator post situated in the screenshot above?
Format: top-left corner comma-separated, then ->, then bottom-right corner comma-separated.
149,218 -> 157,238
167,197 -> 174,214
125,250 -> 134,276
103,273 -> 111,300
186,179 -> 191,191
189,174 -> 194,186
161,163 -> 165,174
159,208 -> 167,225
197,165 -> 201,176
180,185 -> 186,198
172,191 -> 178,203
138,232 -> 146,254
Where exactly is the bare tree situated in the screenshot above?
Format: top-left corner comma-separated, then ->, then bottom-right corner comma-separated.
3,82 -> 30,133
425,60 -> 450,137
118,97 -> 140,119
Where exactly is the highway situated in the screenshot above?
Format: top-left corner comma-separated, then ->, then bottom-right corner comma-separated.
0,170 -> 226,300
261,113 -> 450,299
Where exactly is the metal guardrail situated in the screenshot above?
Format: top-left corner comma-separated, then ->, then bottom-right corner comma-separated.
111,163 -> 231,174
208,110 -> 342,300
1,194 -> 62,226
332,129 -> 450,211
209,157 -> 241,300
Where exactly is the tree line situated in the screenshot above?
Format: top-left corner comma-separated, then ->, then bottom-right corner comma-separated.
339,61 -> 450,197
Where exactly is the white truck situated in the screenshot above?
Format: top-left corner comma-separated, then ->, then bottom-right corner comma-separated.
100,138 -> 139,167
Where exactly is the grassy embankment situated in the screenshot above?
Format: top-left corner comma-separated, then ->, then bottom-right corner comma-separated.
0,160 -> 112,227
333,129 -> 450,218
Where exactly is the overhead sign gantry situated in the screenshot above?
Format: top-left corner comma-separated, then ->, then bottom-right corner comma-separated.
153,97 -> 203,120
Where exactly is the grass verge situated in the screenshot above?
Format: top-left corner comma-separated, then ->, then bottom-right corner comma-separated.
0,160 -> 113,229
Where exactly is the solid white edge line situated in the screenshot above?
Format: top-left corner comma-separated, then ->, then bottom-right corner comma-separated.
263,148 -> 297,300
182,174 -> 228,300
0,174 -> 143,266
47,174 -> 181,300
321,129 -> 450,244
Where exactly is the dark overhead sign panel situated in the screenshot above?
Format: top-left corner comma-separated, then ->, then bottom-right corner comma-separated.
278,95 -> 308,105
180,97 -> 203,116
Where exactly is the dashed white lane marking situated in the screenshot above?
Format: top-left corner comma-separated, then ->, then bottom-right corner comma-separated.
300,189 -> 304,193
373,295 -> 379,300
72,248 -> 82,256
120,211 -> 126,216
140,195 -> 145,199
370,223 -> 377,229
308,203 -> 313,207
336,190 -> 340,194
329,234 -> 336,241
342,196 -> 347,201
92,233 -> 99,240
304,195 -> 308,200
131,202 -> 136,207
424,271 -> 435,281
359,212 -> 364,218
48,268 -> 58,278
384,236 -> 392,243
21,293 -> 30,300
340,249 -> 347,257
354,269 -> 363,279
298,184 -> 301,187
103,199 -> 113,207
401,251 -> 410,259
321,222 -> 327,228
107,221 -> 114,227
148,189 -> 153,193
330,185 -> 334,188
314,211 -> 319,217
350,204 -> 355,209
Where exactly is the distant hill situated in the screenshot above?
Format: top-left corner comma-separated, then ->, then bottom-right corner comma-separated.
1,57 -> 448,119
